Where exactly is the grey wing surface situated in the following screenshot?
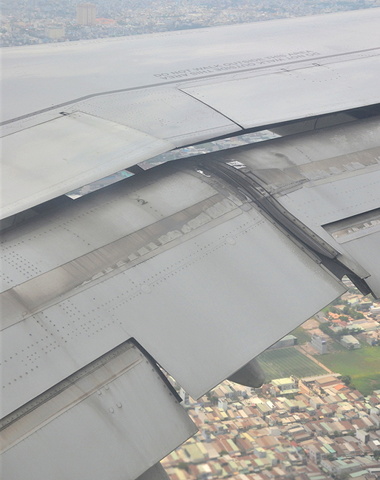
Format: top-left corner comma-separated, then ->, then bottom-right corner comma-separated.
1,8 -> 380,480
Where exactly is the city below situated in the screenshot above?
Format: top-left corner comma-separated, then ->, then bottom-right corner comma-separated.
164,288 -> 380,480
1,0 -> 379,47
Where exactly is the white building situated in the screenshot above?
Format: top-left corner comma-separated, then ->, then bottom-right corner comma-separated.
311,334 -> 328,354
77,3 -> 96,25
45,26 -> 65,40
340,335 -> 361,350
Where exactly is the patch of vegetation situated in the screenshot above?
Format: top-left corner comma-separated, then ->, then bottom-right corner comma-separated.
323,303 -> 365,319
318,347 -> 380,395
350,374 -> 380,396
257,348 -> 326,381
319,322 -> 363,340
177,462 -> 190,472
329,341 -> 346,353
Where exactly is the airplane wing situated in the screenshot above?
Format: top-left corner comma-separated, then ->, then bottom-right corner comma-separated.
1,8 -> 380,480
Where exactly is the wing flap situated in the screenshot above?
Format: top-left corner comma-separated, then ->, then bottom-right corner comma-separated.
1,164 -> 345,415
1,341 -> 196,480
0,112 -> 174,220
204,116 -> 380,295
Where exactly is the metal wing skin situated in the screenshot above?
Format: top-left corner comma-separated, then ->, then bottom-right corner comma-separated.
1,8 -> 380,480
2,8 -> 380,219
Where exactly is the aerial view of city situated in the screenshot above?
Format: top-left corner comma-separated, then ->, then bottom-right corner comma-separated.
163,286 -> 380,479
1,1 -> 380,480
1,0 -> 379,47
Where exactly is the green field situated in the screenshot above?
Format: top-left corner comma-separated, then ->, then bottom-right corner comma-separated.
318,346 -> 380,395
257,347 -> 326,381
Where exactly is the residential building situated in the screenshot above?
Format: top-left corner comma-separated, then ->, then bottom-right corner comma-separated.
340,335 -> 361,349
311,334 -> 328,354
77,3 -> 96,25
